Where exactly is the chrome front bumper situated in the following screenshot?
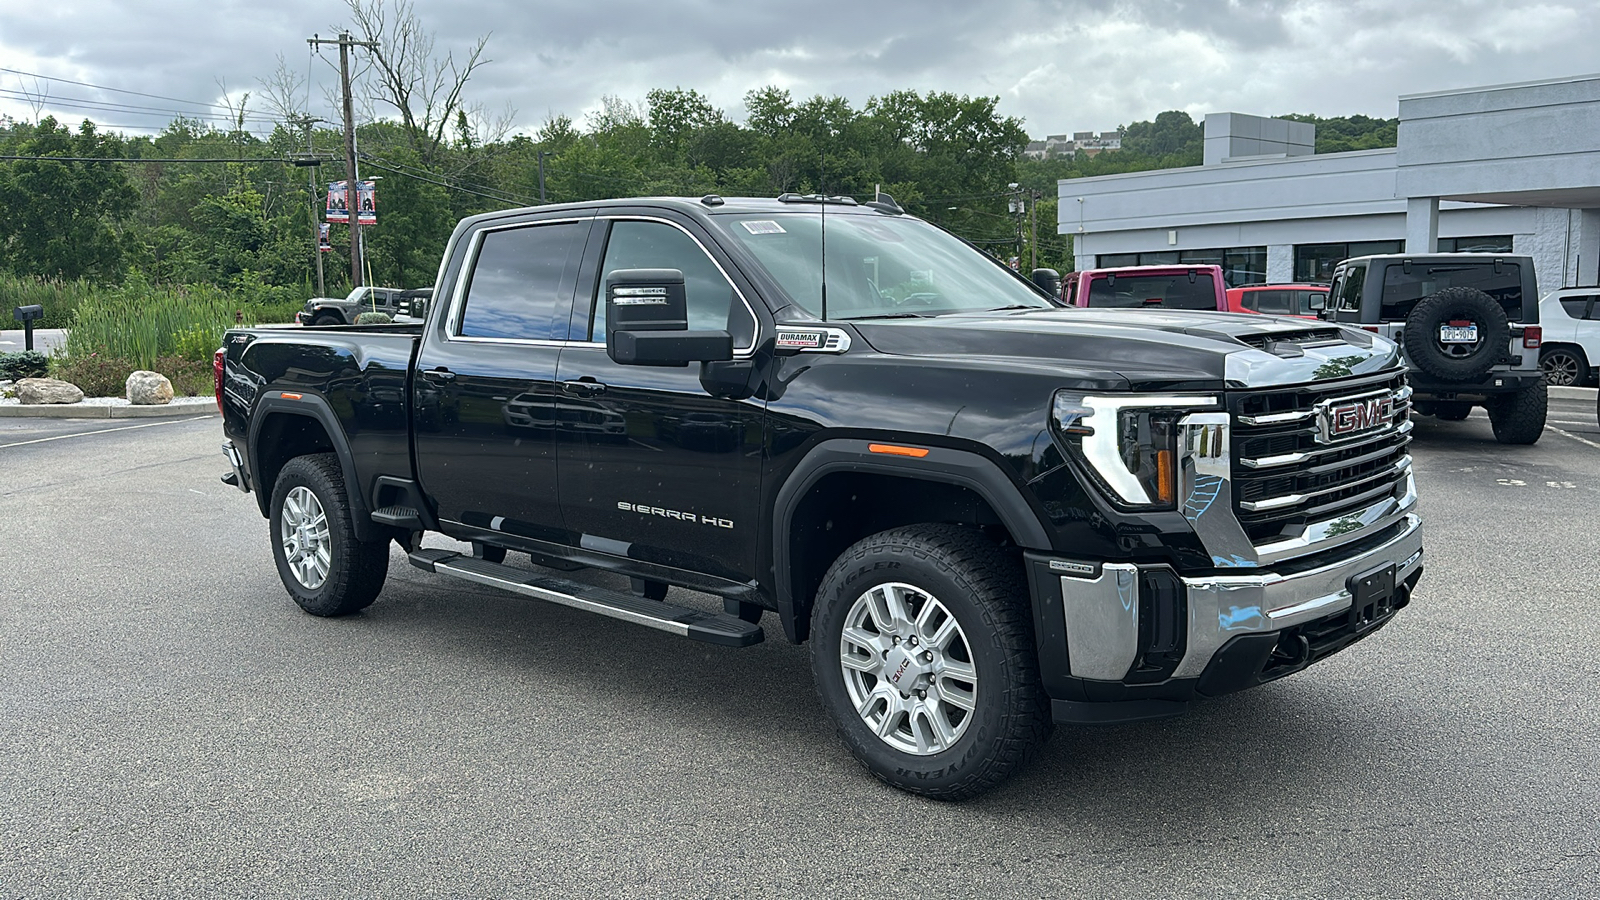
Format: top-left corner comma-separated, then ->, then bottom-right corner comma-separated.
1058,513 -> 1422,682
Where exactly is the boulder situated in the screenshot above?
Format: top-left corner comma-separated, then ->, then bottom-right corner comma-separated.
16,378 -> 85,405
126,370 -> 175,405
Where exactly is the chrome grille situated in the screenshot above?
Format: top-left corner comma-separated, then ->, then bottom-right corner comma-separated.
1229,373 -> 1412,543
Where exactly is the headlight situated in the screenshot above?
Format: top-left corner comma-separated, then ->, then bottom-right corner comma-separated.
1051,392 -> 1218,509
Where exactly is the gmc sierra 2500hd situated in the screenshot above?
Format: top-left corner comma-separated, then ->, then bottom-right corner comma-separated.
218,194 -> 1424,799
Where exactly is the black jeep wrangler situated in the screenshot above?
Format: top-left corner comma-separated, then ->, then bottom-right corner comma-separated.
1321,253 -> 1545,444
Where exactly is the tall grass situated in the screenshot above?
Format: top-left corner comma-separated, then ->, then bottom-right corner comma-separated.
62,276 -> 300,370
0,275 -> 98,329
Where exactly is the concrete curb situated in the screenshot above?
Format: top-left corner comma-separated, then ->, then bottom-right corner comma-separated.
1549,385 -> 1597,400
0,402 -> 216,419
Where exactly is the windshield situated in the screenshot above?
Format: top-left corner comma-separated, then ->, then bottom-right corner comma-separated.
718,212 -> 1053,319
1085,273 -> 1217,310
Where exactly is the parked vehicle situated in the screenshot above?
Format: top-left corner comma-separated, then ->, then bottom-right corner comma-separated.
296,286 -> 406,326
1535,287 -> 1600,386
1320,252 -> 1544,443
219,195 -> 1422,800
1226,284 -> 1329,319
1062,264 -> 1227,311
394,288 -> 433,324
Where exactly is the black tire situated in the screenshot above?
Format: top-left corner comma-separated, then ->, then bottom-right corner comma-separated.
1487,380 -> 1547,445
1433,401 -> 1472,421
1401,287 -> 1510,381
810,524 -> 1050,800
312,313 -> 342,327
269,453 -> 388,616
1540,347 -> 1589,387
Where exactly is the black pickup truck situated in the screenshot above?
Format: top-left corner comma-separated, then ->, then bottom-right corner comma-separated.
218,194 -> 1424,799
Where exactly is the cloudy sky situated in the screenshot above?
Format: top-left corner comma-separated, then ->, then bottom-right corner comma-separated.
0,0 -> 1594,141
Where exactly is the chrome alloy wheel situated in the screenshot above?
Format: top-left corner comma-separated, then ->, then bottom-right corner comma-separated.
839,582 -> 978,756
1541,351 -> 1583,386
279,485 -> 332,590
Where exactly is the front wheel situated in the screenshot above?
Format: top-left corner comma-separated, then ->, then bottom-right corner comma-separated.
1487,380 -> 1547,445
269,453 -> 389,616
810,524 -> 1050,800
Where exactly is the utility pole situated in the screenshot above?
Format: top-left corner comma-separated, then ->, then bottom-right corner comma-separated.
308,31 -> 378,289
287,114 -> 327,297
537,150 -> 548,203
1030,189 -> 1040,272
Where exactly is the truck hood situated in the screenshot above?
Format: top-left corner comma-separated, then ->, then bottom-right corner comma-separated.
851,307 -> 1402,390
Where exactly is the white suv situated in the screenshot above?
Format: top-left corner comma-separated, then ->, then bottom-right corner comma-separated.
1538,288 -> 1600,386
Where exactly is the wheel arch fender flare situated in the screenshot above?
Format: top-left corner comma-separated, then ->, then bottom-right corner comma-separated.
770,438 -> 1053,643
247,391 -> 378,540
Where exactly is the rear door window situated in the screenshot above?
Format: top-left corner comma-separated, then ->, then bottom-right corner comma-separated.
457,221 -> 588,340
1252,290 -> 1292,314
1380,263 -> 1524,321
1559,296 -> 1596,319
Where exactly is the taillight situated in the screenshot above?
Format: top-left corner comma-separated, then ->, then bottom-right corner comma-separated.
213,348 -> 226,414
1521,325 -> 1542,349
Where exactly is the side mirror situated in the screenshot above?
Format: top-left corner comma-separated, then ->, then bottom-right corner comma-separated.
605,268 -> 732,367
1030,268 -> 1060,297
1308,292 -> 1327,311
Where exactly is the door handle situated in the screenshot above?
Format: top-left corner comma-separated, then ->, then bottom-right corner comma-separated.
561,379 -> 607,395
422,367 -> 456,382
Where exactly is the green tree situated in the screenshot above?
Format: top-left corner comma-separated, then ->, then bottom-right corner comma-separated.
0,117 -> 138,281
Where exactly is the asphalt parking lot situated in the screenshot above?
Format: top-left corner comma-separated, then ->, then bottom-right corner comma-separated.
1,397 -> 1597,898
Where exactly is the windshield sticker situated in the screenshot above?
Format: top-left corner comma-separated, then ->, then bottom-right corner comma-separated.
740,220 -> 786,235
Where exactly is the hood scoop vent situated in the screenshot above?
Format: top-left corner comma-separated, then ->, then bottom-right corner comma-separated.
1235,327 -> 1346,359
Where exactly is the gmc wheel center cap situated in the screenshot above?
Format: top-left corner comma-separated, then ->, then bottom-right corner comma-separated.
881,645 -> 930,694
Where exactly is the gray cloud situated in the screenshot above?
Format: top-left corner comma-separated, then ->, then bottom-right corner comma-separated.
0,0 -> 1595,141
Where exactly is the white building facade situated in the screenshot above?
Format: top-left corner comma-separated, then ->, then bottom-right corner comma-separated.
1059,74 -> 1600,295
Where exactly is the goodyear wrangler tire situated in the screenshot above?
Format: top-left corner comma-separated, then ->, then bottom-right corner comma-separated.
1401,287 -> 1510,381
1487,380 -> 1547,445
269,453 -> 389,616
810,524 -> 1050,800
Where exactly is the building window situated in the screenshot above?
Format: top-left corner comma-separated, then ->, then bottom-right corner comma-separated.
1439,235 -> 1513,253
1294,241 -> 1402,283
1096,246 -> 1267,286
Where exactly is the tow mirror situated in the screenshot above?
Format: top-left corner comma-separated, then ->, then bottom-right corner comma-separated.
605,268 -> 732,367
1030,268 -> 1060,297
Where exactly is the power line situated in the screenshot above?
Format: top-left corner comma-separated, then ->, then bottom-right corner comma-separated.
0,66 -> 267,121
0,154 -> 300,163
0,88 -> 280,124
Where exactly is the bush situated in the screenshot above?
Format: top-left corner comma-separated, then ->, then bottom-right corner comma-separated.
152,355 -> 213,397
0,350 -> 50,381
354,311 -> 393,324
50,353 -> 137,398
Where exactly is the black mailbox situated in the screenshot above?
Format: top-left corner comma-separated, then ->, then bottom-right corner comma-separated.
12,304 -> 43,323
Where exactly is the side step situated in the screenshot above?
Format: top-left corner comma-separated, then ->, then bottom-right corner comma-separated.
408,548 -> 764,647
372,506 -> 424,529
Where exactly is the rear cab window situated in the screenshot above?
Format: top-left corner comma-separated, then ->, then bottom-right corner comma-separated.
1380,262 -> 1525,322
1085,273 -> 1216,310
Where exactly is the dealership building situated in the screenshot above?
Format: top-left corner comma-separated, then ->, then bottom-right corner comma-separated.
1058,73 -> 1600,295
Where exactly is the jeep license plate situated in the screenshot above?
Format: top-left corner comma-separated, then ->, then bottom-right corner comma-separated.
1439,324 -> 1478,344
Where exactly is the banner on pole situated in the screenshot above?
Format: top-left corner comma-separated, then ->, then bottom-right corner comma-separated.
355,180 -> 376,225
326,182 -> 349,223
318,223 -> 331,252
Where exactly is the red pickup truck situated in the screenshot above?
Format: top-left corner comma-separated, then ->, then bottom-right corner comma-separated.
1061,264 -> 1227,311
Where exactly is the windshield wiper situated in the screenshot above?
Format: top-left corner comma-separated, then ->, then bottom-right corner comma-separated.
838,312 -> 934,321
985,304 -> 1047,312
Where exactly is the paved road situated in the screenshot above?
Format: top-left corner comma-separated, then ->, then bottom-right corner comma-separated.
0,327 -> 66,356
1,407 -> 1597,898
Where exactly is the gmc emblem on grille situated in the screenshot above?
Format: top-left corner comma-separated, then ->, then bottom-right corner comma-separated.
1317,394 -> 1394,443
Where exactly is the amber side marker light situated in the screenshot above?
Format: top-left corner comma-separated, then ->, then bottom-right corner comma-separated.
1156,449 -> 1175,504
280,392 -> 304,400
868,443 -> 930,458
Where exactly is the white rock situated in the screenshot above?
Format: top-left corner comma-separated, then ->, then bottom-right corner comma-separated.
16,378 -> 85,405
126,370 -> 175,405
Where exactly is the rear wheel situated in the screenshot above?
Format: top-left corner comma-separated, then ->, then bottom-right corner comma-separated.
269,454 -> 388,616
810,524 -> 1050,800
1540,347 -> 1588,387
1487,380 -> 1547,445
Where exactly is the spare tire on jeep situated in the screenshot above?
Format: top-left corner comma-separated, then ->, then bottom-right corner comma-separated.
1401,286 -> 1510,381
